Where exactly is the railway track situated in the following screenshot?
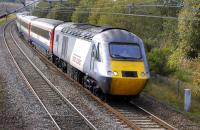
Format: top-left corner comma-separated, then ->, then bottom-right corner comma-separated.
108,99 -> 177,130
9,19 -> 177,130
3,20 -> 97,130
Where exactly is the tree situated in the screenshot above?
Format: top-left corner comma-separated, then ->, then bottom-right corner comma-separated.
169,0 -> 200,67
148,48 -> 172,75
71,0 -> 95,23
88,0 -> 110,25
32,1 -> 49,18
93,0 -> 164,48
47,4 -> 73,22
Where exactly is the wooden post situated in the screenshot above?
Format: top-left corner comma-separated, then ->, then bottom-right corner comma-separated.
176,80 -> 180,97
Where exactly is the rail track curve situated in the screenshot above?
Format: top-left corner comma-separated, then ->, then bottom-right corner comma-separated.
3,20 -> 97,130
3,19 -> 177,130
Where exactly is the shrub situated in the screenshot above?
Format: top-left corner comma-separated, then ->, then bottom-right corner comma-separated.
147,48 -> 172,75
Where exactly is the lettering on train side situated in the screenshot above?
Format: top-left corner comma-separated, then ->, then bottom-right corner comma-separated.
72,54 -> 82,66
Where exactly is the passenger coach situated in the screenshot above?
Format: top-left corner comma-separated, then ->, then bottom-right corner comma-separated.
29,18 -> 63,56
16,13 -> 37,40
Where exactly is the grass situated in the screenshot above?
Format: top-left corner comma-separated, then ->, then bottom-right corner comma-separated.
144,78 -> 200,125
0,14 -> 16,26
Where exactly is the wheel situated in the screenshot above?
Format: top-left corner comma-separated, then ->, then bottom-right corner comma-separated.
93,86 -> 101,96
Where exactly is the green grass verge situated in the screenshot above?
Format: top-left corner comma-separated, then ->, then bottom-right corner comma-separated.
144,79 -> 200,125
0,14 -> 16,26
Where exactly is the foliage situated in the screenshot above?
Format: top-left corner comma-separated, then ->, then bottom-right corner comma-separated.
169,0 -> 200,65
147,48 -> 172,75
47,4 -> 72,22
0,14 -> 15,25
71,0 -> 95,23
88,0 -> 112,25
162,19 -> 179,48
67,0 -> 80,7
32,0 -> 199,89
32,1 -> 49,18
32,1 -> 81,21
145,79 -> 200,124
89,0 -> 164,49
167,0 -> 200,89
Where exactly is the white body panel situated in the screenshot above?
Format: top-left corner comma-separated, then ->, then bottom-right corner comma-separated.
70,39 -> 91,71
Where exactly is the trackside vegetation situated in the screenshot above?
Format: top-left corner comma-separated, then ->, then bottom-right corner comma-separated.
30,0 -> 199,124
0,15 -> 16,26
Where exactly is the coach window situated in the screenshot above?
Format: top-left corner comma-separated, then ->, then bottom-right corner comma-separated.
21,21 -> 28,29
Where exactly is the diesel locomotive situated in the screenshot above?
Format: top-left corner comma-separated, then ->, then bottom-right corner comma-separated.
16,12 -> 150,98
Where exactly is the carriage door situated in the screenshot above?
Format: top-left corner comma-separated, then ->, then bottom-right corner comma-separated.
61,36 -> 68,60
53,33 -> 59,55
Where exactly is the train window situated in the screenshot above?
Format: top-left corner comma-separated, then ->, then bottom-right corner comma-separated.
21,21 -> 28,29
109,43 -> 142,60
31,25 -> 50,40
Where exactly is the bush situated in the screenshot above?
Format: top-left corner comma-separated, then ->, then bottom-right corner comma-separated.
147,48 -> 172,75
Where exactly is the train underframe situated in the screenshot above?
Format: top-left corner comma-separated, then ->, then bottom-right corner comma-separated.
51,54 -> 108,100
27,36 -> 108,100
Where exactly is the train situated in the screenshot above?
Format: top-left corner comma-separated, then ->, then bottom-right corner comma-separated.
16,12 -> 150,99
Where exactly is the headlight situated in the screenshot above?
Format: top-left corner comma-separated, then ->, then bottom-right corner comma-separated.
113,71 -> 118,76
107,71 -> 119,76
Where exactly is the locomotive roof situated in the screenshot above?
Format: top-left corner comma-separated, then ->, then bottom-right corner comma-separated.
61,23 -> 127,40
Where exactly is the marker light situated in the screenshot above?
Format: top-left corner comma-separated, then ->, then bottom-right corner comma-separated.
141,72 -> 145,77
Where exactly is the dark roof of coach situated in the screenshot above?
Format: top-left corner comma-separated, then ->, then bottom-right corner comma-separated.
61,23 -> 127,40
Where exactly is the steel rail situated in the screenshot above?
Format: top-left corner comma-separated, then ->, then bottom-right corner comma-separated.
16,24 -> 141,130
13,20 -> 177,130
130,101 -> 177,130
15,24 -> 162,130
5,20 -> 98,130
10,23 -> 97,130
3,20 -> 61,130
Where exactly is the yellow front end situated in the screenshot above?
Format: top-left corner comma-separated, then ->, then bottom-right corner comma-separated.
110,60 -> 148,95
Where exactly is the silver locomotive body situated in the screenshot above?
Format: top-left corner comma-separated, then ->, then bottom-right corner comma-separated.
53,23 -> 150,95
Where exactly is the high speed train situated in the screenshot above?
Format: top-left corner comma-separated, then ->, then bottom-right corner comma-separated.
16,12 -> 150,98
